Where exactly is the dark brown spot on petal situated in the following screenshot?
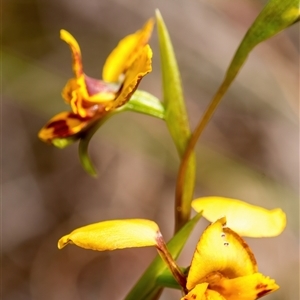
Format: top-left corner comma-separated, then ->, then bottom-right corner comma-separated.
46,120 -> 64,129
257,289 -> 272,298
191,294 -> 197,299
46,113 -> 91,137
46,120 -> 72,137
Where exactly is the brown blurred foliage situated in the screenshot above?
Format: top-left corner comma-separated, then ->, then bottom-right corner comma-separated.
2,0 -> 299,299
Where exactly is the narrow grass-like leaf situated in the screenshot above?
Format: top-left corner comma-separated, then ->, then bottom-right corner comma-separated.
176,0 -> 299,211
156,267 -> 188,290
156,10 -> 196,231
125,212 -> 202,300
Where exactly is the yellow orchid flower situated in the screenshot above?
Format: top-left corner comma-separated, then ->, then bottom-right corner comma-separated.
182,218 -> 279,300
191,197 -> 286,237
38,19 -> 154,143
58,200 -> 284,299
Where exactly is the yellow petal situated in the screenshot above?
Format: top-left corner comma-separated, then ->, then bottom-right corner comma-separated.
58,219 -> 160,251
204,290 -> 227,300
186,218 -> 257,291
102,18 -> 154,82
38,111 -> 94,142
103,44 -> 152,111
209,273 -> 279,300
60,29 -> 83,78
192,197 -> 286,237
180,283 -> 209,300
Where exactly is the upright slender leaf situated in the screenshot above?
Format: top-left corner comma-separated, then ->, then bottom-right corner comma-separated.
125,212 -> 202,300
156,10 -> 196,232
176,0 -> 299,211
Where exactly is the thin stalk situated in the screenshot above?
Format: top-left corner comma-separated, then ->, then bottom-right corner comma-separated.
175,79 -> 230,215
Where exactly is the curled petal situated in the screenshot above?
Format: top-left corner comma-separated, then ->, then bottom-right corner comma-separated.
38,111 -> 95,143
62,77 -> 111,118
62,78 -> 87,116
62,78 -> 82,104
104,45 -> 152,111
60,29 -> 83,78
102,18 -> 154,82
58,219 -> 161,251
192,197 -> 286,237
209,273 -> 279,300
186,218 -> 257,291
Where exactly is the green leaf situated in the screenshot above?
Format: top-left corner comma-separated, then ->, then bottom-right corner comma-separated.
124,90 -> 165,120
156,267 -> 188,290
176,0 -> 299,217
124,212 -> 202,300
156,10 -> 196,231
225,0 -> 299,84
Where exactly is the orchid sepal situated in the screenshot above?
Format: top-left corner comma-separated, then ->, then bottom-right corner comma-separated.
192,197 -> 286,237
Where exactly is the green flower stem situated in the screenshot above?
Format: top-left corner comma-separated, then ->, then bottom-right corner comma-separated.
175,81 -> 229,214
175,0 -> 299,216
79,110 -> 122,176
156,10 -> 196,233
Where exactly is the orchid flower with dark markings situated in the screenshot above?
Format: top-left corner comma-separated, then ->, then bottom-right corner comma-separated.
38,19 -> 154,144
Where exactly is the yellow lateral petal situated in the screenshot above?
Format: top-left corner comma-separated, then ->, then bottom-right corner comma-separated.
103,44 -> 152,111
62,77 -> 96,118
209,273 -> 279,300
181,283 -> 209,300
102,18 -> 154,83
186,218 -> 257,291
38,111 -> 93,143
62,76 -> 116,118
58,219 -> 160,251
62,77 -> 89,105
192,197 -> 286,237
204,289 -> 227,300
60,29 -> 83,78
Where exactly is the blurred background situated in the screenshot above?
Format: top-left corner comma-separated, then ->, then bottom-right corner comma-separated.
3,0 -> 299,299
